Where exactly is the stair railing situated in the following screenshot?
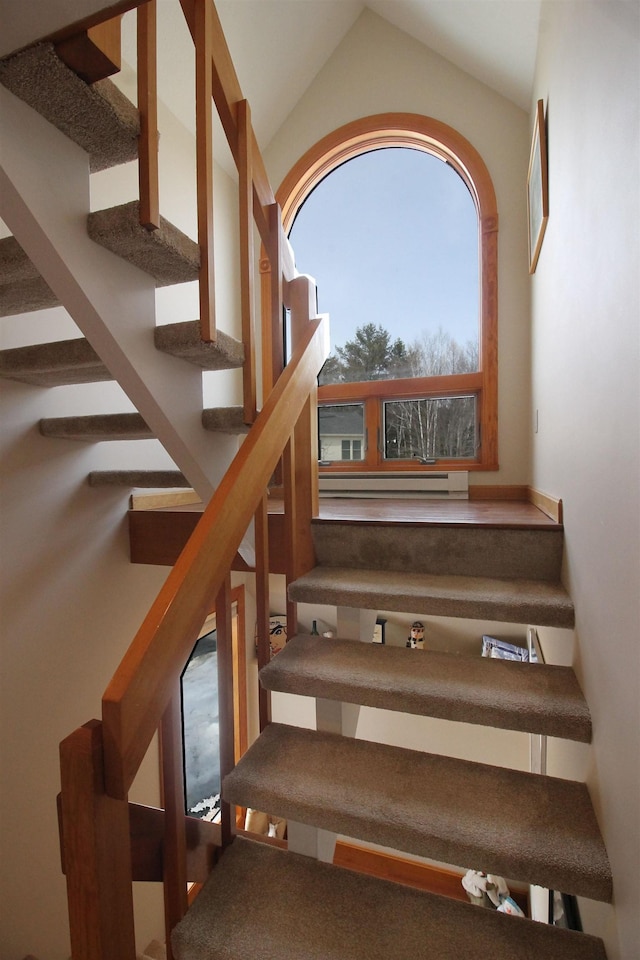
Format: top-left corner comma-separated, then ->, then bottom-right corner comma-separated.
54,2 -> 327,957
59,304 -> 327,959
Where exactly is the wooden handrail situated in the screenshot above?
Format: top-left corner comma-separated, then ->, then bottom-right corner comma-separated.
102,314 -> 327,800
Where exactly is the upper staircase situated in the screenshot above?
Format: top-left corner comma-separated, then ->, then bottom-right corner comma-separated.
0,36 -> 250,496
1,5 -> 612,960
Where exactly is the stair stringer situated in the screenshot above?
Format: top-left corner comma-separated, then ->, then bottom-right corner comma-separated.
0,84 -> 239,504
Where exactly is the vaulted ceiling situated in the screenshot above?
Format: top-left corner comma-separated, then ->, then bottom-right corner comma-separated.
1,1 -> 541,149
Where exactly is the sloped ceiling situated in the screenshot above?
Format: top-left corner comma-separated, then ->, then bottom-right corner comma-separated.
1,1 -> 540,134
214,1 -> 540,149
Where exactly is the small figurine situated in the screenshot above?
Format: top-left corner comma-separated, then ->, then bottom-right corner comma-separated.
406,620 -> 425,650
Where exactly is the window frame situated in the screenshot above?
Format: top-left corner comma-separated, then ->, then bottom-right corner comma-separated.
276,113 -> 499,472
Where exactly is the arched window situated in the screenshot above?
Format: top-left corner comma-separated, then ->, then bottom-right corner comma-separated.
277,114 -> 498,472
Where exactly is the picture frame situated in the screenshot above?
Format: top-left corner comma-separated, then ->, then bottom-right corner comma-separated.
372,617 -> 387,644
527,99 -> 549,274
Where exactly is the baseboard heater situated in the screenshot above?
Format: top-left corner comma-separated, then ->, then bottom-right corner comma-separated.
318,471 -> 469,499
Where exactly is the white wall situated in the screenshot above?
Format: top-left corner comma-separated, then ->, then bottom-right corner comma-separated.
531,3 -> 640,957
0,21 -> 244,955
264,8 -> 533,485
0,364 -> 170,958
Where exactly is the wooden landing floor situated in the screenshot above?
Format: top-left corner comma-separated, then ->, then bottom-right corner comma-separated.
129,496 -> 560,567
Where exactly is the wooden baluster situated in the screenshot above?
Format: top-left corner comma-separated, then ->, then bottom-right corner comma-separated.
237,99 -> 257,424
254,492 -> 271,730
195,0 -> 215,341
282,435 -> 298,636
137,0 -> 160,230
59,720 -> 136,960
216,574 -> 235,848
267,202 -> 284,387
259,255 -> 274,405
231,586 -> 249,760
160,685 -> 188,955
288,276 -> 320,577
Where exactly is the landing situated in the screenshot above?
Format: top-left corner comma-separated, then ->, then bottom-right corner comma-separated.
309,497 -> 560,529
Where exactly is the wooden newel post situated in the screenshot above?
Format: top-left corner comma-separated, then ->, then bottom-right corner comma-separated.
59,720 -> 136,960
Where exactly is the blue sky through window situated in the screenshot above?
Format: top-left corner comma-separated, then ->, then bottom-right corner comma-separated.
289,147 -> 479,356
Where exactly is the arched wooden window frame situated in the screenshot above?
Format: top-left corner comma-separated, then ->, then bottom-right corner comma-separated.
274,113 -> 499,472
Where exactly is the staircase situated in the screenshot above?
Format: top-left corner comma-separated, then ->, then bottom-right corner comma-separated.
170,510 -> 611,960
1,9 -> 612,960
0,41 -> 247,493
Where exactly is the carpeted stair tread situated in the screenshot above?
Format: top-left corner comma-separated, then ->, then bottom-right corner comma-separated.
88,470 -> 189,487
39,408 -> 249,441
0,336 -> 110,385
201,406 -> 249,434
0,236 -> 60,317
260,634 -> 592,742
39,411 -> 152,441
312,520 -> 564,582
155,321 -> 244,371
172,837 -> 607,960
289,565 -> 575,628
223,724 -> 611,901
0,277 -> 61,317
0,43 -> 139,172
87,202 -> 200,286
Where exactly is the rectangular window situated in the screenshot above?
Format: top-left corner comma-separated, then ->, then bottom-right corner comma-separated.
383,395 -> 476,461
318,403 -> 365,463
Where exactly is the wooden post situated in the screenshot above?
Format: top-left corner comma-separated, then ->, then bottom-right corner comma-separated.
282,436 -> 298,636
216,575 -> 236,848
55,16 -> 123,84
267,202 -> 284,388
254,493 -> 271,730
195,0 -> 216,341
237,99 -> 257,424
288,275 -> 319,577
59,721 -> 136,960
137,0 -> 160,230
160,688 -> 188,955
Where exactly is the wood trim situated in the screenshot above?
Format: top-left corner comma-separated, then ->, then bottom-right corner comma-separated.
333,841 -> 468,901
129,490 -> 202,510
55,16 -> 123,83
318,371 -> 483,403
527,485 -> 563,524
333,840 -> 529,913
276,114 -> 498,231
41,2 -> 144,57
102,317 -> 327,800
137,1 -> 160,230
277,113 -> 499,473
59,721 -> 136,960
469,484 -> 529,501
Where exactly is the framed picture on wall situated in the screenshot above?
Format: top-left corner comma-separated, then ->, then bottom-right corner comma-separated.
527,98 -> 549,274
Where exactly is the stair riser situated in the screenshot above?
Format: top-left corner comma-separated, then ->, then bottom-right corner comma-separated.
312,522 -> 564,582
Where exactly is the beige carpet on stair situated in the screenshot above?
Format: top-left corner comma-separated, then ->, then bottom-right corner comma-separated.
172,837 -> 607,960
